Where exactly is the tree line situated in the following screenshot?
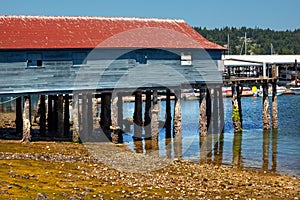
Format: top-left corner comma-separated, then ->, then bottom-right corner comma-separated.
194,26 -> 300,55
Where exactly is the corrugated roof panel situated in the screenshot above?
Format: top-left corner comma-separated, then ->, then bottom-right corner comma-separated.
0,15 -> 225,50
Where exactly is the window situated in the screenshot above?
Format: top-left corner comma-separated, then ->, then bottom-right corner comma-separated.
72,52 -> 87,65
27,53 -> 43,67
181,52 -> 192,66
136,53 -> 147,64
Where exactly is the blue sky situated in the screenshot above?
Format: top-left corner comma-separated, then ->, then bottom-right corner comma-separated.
1,0 -> 299,30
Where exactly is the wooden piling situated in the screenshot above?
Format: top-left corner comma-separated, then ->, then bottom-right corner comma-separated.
93,97 -> 98,125
165,89 -> 172,138
199,87 -> 207,137
144,90 -> 151,127
271,82 -> 278,129
72,94 -> 80,142
133,91 -> 143,139
39,95 -> 46,137
87,94 -> 93,136
64,94 -> 70,137
100,93 -> 112,136
81,94 -> 88,139
57,95 -> 64,137
111,94 -> 123,143
53,95 -> 58,134
151,90 -> 159,142
173,89 -> 182,138
237,85 -> 243,128
117,93 -> 123,129
47,95 -> 54,134
144,90 -> 152,139
206,88 -> 212,134
21,96 -> 31,142
213,88 -> 219,134
262,82 -> 271,130
15,96 -> 23,135
218,87 -> 224,133
232,84 -> 242,133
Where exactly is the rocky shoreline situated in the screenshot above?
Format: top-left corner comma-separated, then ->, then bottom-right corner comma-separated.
0,141 -> 299,199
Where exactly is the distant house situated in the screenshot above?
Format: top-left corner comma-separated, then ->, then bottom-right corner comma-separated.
0,15 -> 225,95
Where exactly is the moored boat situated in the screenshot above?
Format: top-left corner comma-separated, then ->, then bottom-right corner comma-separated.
290,87 -> 300,95
222,86 -> 253,97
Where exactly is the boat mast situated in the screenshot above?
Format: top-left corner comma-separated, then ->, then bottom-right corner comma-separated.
244,32 -> 247,55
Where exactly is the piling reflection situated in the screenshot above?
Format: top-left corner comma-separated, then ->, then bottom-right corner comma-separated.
232,132 -> 242,168
272,129 -> 278,172
262,130 -> 270,171
262,129 -> 278,173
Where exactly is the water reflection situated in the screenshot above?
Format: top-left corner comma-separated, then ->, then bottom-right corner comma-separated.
262,129 -> 278,173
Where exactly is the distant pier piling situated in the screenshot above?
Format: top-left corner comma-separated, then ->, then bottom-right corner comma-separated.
262,82 -> 271,130
271,82 -> 278,129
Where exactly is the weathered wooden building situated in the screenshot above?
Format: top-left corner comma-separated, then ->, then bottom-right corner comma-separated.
0,15 -> 225,142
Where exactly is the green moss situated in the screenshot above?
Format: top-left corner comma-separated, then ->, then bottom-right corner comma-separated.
232,106 -> 240,121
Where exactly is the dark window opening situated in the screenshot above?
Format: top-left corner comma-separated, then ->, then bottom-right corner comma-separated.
72,52 -> 87,65
27,53 -> 43,67
136,53 -> 147,64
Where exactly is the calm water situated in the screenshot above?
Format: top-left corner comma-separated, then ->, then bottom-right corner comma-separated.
122,95 -> 300,177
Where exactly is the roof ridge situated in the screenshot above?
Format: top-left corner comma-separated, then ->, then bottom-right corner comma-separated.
0,15 -> 186,23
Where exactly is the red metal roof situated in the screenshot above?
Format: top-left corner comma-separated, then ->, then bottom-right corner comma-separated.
0,15 -> 225,50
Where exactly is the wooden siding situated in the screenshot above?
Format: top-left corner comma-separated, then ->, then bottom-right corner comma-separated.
0,49 -> 222,95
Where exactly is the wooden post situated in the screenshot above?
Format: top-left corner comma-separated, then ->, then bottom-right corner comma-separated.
199,87 -> 207,137
64,94 -> 70,137
117,93 -> 123,130
87,94 -> 93,136
81,94 -> 88,140
165,89 -> 172,138
72,94 -> 80,142
39,95 -> 46,137
144,90 -> 151,127
144,90 -> 152,139
100,93 -> 112,137
21,96 -> 31,142
218,87 -> 224,133
111,94 -> 123,144
213,88 -> 219,134
173,89 -> 182,159
57,95 -> 64,137
133,91 -> 143,139
237,85 -> 243,128
206,88 -> 212,134
53,95 -> 58,135
232,84 -> 242,133
47,95 -> 54,134
272,82 -> 278,129
151,90 -> 159,142
173,89 -> 182,138
15,96 -> 23,135
262,82 -> 271,130
93,97 -> 99,125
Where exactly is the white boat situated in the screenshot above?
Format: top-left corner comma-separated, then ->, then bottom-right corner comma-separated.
290,87 -> 300,95
256,86 -> 286,97
222,86 -> 253,97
